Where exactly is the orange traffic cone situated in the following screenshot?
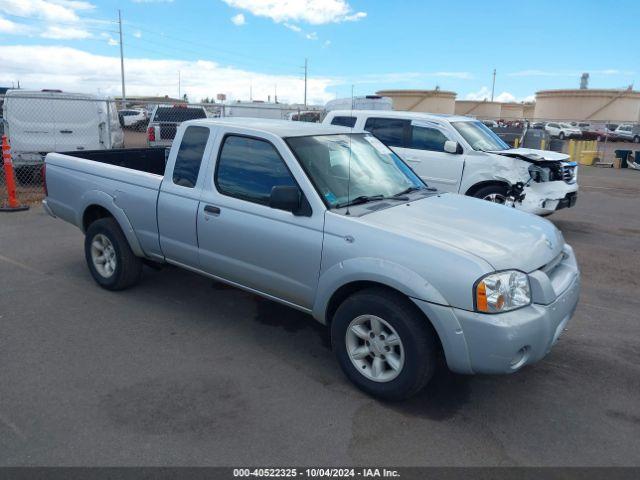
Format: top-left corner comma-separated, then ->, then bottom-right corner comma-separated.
1,135 -> 29,212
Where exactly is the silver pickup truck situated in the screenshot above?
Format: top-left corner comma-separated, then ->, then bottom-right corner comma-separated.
43,118 -> 580,400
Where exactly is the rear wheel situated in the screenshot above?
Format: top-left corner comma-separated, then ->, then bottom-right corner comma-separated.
634,136 -> 640,144
472,184 -> 509,205
84,217 -> 142,290
331,288 -> 437,401
558,132 -> 565,140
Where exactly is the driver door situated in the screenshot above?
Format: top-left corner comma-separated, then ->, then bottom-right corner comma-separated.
382,119 -> 463,192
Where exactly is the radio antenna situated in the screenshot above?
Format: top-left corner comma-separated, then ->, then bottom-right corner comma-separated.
345,84 -> 354,216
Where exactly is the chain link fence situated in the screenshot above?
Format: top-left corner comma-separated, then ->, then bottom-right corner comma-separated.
2,91 -> 639,206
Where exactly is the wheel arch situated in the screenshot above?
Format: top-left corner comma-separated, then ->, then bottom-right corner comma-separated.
464,179 -> 510,197
78,191 -> 145,258
323,280 -> 445,356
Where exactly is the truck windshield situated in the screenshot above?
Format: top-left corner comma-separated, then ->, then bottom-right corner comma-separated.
286,134 -> 425,209
452,120 -> 510,151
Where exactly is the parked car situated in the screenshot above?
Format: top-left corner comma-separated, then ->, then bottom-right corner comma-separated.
147,104 -> 207,147
612,124 -> 640,143
43,118 -> 580,400
2,89 -> 123,182
323,110 -> 578,216
530,122 -> 546,130
482,120 -> 499,128
118,108 -> 148,131
544,122 -> 582,140
582,123 -> 617,141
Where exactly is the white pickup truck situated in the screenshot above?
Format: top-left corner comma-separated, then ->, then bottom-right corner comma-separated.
324,110 -> 579,215
43,118 -> 580,400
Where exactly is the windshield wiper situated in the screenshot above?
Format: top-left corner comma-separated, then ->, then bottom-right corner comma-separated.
335,195 -> 385,208
393,186 -> 434,196
335,193 -> 413,209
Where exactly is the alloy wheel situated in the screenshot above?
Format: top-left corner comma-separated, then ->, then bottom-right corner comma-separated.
345,315 -> 405,382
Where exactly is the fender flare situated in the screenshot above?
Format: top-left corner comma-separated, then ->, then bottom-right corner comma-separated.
77,190 -> 145,258
312,257 -> 449,324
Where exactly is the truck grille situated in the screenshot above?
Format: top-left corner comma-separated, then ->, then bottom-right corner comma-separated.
560,164 -> 576,184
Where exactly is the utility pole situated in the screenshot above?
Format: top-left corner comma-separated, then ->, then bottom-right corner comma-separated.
303,58 -> 308,107
118,9 -> 126,108
491,68 -> 496,102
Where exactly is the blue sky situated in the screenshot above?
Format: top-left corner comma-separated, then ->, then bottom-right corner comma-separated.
0,0 -> 638,104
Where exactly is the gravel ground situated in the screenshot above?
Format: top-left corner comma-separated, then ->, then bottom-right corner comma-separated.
0,166 -> 639,466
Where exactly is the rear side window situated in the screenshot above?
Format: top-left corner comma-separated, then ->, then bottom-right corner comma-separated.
409,125 -> 448,152
330,116 -> 357,128
153,107 -> 207,122
216,135 -> 296,205
364,118 -> 408,148
172,126 -> 209,188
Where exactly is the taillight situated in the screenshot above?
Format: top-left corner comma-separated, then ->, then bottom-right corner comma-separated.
42,163 -> 48,196
147,126 -> 155,142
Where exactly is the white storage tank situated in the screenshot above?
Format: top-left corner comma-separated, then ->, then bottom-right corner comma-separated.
534,89 -> 640,122
374,89 -> 456,114
454,100 -> 502,119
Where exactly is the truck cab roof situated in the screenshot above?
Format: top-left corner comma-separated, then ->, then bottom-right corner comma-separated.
184,117 -> 364,138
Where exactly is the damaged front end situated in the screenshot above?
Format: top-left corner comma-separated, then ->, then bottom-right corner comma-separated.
490,149 -> 579,215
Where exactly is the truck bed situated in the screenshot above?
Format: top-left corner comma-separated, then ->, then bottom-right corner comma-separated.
62,147 -> 168,176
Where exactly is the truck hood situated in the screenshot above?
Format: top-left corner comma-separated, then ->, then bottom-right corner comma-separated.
488,148 -> 570,163
360,193 -> 564,273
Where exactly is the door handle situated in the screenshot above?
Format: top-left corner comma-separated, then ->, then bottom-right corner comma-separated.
60,130 -> 73,134
204,205 -> 221,215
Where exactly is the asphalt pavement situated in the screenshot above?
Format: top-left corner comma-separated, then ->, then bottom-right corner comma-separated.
1,166 -> 639,466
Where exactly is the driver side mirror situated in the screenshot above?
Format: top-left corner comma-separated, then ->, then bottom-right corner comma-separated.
444,140 -> 462,154
270,185 -> 310,216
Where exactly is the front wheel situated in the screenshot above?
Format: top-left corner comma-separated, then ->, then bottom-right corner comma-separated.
558,132 -> 565,140
472,184 -> 509,205
85,218 -> 143,290
634,136 -> 640,144
331,288 -> 437,401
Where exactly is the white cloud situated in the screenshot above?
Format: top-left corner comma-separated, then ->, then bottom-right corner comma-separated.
283,22 -> 301,32
133,30 -> 142,38
0,44 -> 336,105
0,0 -> 94,39
131,0 -> 174,3
0,0 -> 94,23
0,14 -> 30,34
305,31 -> 317,40
222,0 -> 366,25
323,40 -> 331,48
41,25 -> 91,39
464,86 -> 531,103
231,13 -> 246,25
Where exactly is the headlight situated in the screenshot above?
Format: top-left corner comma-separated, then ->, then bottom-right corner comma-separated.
474,270 -> 531,313
528,164 -> 550,182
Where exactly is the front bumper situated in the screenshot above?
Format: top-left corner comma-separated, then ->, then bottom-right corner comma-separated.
518,180 -> 579,215
413,246 -> 580,375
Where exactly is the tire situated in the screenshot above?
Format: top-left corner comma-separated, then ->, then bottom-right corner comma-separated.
471,184 -> 509,204
558,132 -> 565,140
331,288 -> 437,401
634,136 -> 640,144
84,217 -> 143,290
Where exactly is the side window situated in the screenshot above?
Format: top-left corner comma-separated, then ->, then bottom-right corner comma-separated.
409,125 -> 448,152
172,126 -> 209,188
364,118 -> 408,148
330,116 -> 357,128
216,135 -> 296,205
